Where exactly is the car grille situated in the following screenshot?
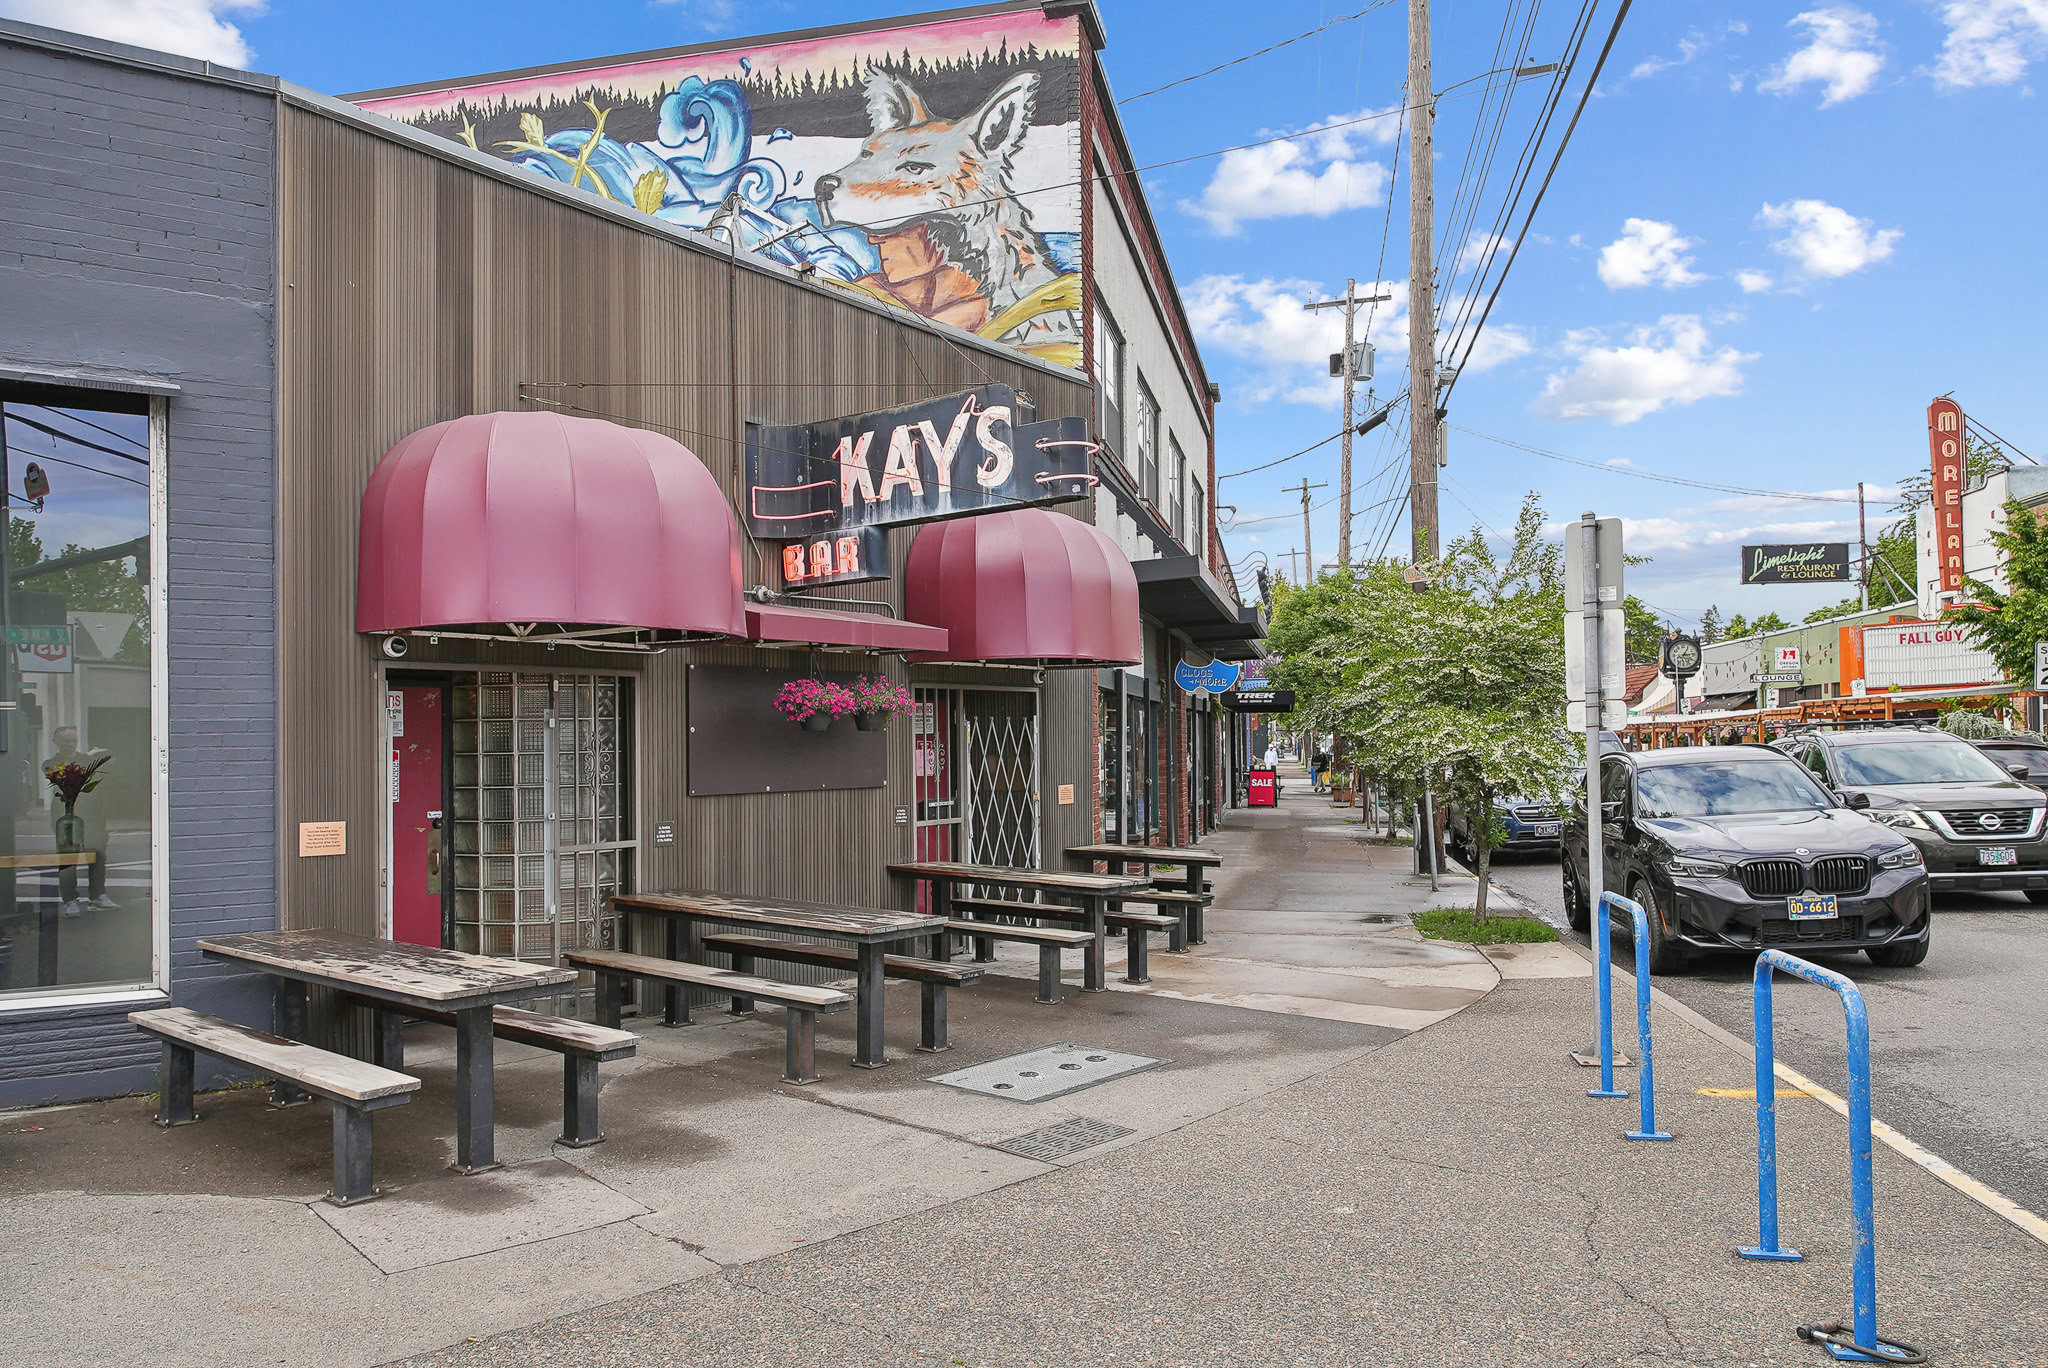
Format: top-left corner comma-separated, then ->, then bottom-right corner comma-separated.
1513,806 -> 1556,822
1938,808 -> 2032,836
1738,856 -> 1871,898
1760,916 -> 1864,945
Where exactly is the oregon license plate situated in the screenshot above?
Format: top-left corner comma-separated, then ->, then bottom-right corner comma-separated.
1979,847 -> 2018,866
1787,893 -> 1838,921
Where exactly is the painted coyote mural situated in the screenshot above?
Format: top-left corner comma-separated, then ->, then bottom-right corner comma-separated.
361,15 -> 1085,366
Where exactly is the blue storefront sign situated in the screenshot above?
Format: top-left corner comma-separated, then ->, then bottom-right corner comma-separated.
1173,658 -> 1241,695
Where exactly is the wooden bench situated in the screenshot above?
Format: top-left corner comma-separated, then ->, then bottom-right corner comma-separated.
931,916 -> 1092,1003
1122,888 -> 1210,948
345,998 -> 637,1148
129,1007 -> 418,1206
700,934 -> 982,1053
564,949 -> 851,1084
955,897 -> 1177,984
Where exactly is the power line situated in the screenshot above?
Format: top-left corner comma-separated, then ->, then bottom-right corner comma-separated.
1450,423 -> 1862,504
1115,0 -> 1403,105
1219,429 -> 1345,481
2,412 -> 153,467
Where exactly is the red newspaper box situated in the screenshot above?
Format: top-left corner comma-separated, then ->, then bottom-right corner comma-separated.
1248,768 -> 1277,807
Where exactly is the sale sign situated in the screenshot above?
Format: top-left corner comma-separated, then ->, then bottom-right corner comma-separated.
1928,398 -> 1966,594
1248,769 -> 1277,807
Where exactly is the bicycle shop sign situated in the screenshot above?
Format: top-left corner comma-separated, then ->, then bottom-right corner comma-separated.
743,385 -> 1098,585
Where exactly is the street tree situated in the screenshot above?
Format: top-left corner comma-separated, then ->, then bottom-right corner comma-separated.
1948,497 -> 2048,688
1699,605 -> 1723,643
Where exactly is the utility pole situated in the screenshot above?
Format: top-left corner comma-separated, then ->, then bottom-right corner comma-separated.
1279,547 -> 1306,584
1857,481 -> 1869,611
1407,0 -> 1438,564
1290,479 -> 1327,583
1305,280 -> 1391,565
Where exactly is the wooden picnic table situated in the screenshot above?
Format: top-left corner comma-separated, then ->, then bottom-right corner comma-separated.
612,890 -> 943,1069
197,929 -> 574,1173
1065,843 -> 1223,896
887,861 -> 1148,993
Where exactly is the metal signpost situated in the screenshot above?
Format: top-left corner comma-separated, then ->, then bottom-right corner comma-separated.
1565,514 -> 1625,1073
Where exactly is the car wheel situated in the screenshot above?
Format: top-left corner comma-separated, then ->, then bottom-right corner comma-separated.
1867,915 -> 1931,968
1562,855 -> 1591,932
1630,878 -> 1691,975
2026,890 -> 2048,906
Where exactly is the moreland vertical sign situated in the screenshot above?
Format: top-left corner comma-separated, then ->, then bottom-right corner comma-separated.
1929,397 -> 1966,595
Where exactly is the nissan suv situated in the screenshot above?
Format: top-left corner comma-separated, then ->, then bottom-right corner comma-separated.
1774,726 -> 2048,902
1562,746 -> 1929,973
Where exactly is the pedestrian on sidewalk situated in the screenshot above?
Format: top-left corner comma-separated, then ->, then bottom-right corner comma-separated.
1262,743 -> 1278,770
1310,748 -> 1330,792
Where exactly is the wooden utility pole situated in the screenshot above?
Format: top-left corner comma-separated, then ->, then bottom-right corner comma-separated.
1857,481 -> 1870,611
1304,280 -> 1391,565
1290,479 -> 1327,583
1407,0 -> 1439,564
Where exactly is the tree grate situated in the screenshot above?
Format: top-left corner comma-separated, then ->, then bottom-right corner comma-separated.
995,1117 -> 1136,1162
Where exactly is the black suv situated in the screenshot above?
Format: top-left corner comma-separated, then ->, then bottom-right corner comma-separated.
1774,726 -> 2048,902
1968,736 -> 2048,793
1562,746 -> 1929,973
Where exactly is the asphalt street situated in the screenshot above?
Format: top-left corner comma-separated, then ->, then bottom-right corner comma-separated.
1480,851 -> 2048,1221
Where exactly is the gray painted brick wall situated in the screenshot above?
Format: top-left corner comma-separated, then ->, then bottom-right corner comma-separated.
0,36 -> 279,1106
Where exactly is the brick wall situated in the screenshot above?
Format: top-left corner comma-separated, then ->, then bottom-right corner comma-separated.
0,31 -> 278,1106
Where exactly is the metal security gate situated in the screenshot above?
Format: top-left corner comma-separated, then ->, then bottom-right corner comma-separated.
913,686 -> 1040,877
447,672 -> 634,977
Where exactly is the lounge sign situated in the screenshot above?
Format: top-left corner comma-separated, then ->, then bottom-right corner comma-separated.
743,385 -> 1095,539
1739,543 -> 1850,584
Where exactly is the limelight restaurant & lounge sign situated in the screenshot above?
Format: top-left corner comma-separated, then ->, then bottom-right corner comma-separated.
1739,542 -> 1851,585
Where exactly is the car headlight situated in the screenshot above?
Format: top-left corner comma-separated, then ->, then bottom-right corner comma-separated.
1869,808 -> 1931,831
1878,844 -> 1924,869
1668,856 -> 1732,878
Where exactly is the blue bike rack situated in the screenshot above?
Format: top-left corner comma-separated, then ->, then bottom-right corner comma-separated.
1589,892 -> 1671,1140
1741,950 -> 1922,1364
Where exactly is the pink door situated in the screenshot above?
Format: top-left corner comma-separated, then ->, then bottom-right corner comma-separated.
388,685 -> 446,947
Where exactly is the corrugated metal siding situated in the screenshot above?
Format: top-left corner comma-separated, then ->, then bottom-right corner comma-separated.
276,105 -> 1093,958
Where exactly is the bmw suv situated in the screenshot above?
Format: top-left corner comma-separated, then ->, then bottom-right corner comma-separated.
1562,746 -> 1929,973
1774,726 -> 2048,902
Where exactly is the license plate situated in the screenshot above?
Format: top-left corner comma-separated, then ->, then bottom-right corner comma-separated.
1979,847 -> 2017,866
1535,824 -> 1561,837
1787,893 -> 1838,921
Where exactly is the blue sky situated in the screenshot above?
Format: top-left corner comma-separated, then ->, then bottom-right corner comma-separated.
13,0 -> 2046,626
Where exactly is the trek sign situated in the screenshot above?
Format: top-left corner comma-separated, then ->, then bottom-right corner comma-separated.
743,385 -> 1096,541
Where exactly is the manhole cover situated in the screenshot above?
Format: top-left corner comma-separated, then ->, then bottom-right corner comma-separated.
926,1044 -> 1164,1102
995,1117 -> 1136,1161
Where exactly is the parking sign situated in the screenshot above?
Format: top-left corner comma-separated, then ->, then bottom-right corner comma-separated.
2035,641 -> 2048,692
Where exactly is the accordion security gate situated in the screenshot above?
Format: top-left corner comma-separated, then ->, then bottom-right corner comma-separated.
914,687 -> 1041,893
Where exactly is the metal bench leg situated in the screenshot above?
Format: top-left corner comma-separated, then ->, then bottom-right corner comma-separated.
931,927 -> 952,961
972,933 -> 995,963
155,1042 -> 198,1126
329,1104 -> 379,1206
663,920 -> 691,1027
1123,927 -> 1152,985
1189,900 -> 1207,945
595,972 -> 624,1030
917,982 -> 949,1053
1036,946 -> 1064,1004
560,1054 -> 603,1148
270,979 -> 310,1108
1166,909 -> 1188,953
728,951 -> 756,1016
374,1011 -> 406,1071
854,941 -> 887,1069
782,1009 -> 820,1085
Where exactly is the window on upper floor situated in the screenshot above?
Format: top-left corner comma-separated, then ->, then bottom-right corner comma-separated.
1168,436 -> 1186,545
1191,477 -> 1206,562
1135,377 -> 1159,505
1093,305 -> 1124,457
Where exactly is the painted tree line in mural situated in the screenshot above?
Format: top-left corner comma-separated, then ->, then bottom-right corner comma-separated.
403,42 -> 1077,151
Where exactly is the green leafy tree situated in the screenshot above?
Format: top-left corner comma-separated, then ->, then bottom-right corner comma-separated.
1751,612 -> 1790,634
1699,605 -> 1723,644
1948,497 -> 2048,686
6,517 -> 148,662
1622,596 -> 1664,663
1725,614 -> 1748,638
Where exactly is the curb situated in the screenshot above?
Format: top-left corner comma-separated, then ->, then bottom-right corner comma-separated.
1557,936 -> 2048,1250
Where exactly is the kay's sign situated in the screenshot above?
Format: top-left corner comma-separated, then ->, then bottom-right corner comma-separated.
743,385 -> 1096,539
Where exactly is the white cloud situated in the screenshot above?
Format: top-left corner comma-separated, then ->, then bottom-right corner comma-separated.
1179,108 -> 1398,236
1931,0 -> 2048,88
1630,21 -> 1750,80
1596,219 -> 1706,289
1758,199 -> 1901,278
1186,274 -> 1422,406
0,0 -> 264,66
1456,232 -> 1514,273
1535,315 -> 1756,425
1735,269 -> 1775,293
1759,7 -> 1885,105
1460,324 -> 1535,374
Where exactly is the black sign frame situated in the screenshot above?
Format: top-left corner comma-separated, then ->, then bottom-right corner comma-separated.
1740,543 -> 1851,585
1222,689 -> 1295,713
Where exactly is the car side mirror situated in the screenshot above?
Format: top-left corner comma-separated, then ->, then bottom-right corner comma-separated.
1600,800 -> 1626,824
2006,763 -> 2030,779
1843,791 -> 1872,810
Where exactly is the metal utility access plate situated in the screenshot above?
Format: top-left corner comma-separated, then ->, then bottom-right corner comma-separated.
995,1117 -> 1137,1161
925,1044 -> 1164,1102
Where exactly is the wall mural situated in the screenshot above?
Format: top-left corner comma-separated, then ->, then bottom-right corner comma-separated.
358,11 -> 1083,367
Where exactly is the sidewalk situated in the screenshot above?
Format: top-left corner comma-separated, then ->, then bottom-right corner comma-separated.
4,771 -> 2043,1366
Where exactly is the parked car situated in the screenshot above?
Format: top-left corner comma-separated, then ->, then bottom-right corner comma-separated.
1562,746 -> 1929,973
1448,795 -> 1563,862
1967,736 -> 2048,793
1773,725 -> 2048,903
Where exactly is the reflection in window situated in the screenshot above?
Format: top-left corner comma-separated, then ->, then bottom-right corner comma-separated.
0,398 -> 155,998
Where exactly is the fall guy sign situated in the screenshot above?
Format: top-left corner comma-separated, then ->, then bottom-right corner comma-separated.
1740,543 -> 1851,585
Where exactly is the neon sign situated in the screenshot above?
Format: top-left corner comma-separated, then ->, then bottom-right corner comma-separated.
778,527 -> 888,588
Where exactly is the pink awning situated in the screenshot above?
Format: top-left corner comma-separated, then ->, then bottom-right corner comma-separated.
744,603 -> 950,654
356,410 -> 746,640
904,508 -> 1142,667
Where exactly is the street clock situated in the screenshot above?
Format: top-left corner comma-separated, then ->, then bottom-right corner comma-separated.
1662,633 -> 1702,680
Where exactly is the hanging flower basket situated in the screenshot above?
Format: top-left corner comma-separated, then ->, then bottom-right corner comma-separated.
848,676 -> 915,732
775,678 -> 856,732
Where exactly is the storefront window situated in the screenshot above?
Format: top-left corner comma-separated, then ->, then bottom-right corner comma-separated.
1125,692 -> 1150,840
0,396 -> 158,999
1096,688 -> 1120,840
